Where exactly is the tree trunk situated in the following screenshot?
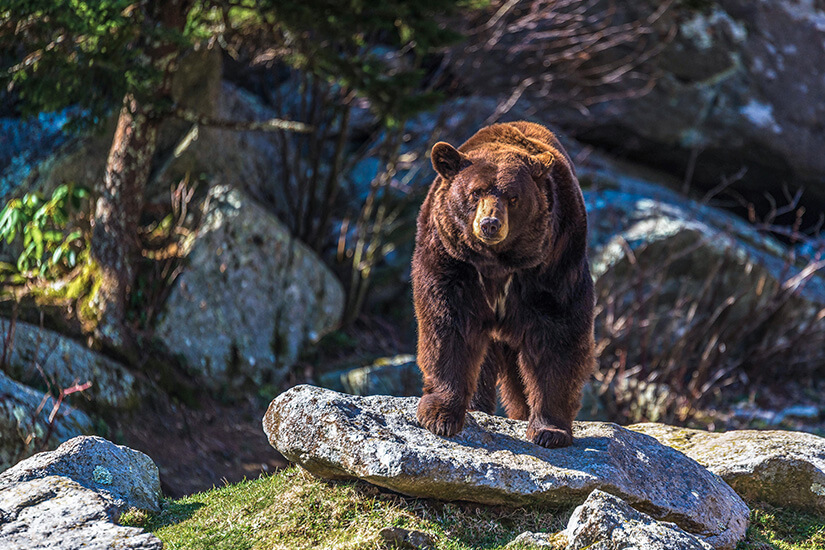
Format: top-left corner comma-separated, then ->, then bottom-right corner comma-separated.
90,0 -> 192,353
91,95 -> 160,351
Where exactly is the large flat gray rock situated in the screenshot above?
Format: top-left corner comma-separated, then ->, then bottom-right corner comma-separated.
316,355 -> 421,397
264,385 -> 749,549
630,423 -> 825,514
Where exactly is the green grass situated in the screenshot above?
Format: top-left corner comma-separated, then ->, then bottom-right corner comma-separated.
121,467 -> 825,550
737,504 -> 825,550
120,467 -> 567,549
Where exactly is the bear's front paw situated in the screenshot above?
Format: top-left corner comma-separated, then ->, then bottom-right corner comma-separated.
526,423 -> 573,449
417,393 -> 466,437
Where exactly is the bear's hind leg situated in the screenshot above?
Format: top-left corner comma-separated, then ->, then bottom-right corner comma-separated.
469,343 -> 502,414
496,344 -> 530,421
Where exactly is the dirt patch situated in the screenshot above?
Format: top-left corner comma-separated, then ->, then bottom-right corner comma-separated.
102,316 -> 411,498
109,395 -> 287,498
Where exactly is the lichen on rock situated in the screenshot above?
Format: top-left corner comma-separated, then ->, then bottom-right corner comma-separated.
631,422 -> 825,515
156,185 -> 344,393
0,437 -> 163,549
0,435 -> 162,513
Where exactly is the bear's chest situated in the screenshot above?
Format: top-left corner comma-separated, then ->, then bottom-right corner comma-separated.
477,273 -> 514,323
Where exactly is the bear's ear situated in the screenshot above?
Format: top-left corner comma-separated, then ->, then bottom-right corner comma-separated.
431,142 -> 467,180
530,152 -> 555,180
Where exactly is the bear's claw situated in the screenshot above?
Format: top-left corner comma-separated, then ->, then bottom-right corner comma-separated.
527,425 -> 573,449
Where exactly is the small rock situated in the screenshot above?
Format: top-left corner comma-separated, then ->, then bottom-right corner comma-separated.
564,490 -> 714,550
508,531 -> 560,548
0,435 -> 161,513
630,423 -> 825,514
730,405 -> 780,425
776,405 -> 820,423
0,475 -> 161,550
729,404 -> 820,426
379,526 -> 435,549
264,385 -> 748,549
316,355 -> 420,396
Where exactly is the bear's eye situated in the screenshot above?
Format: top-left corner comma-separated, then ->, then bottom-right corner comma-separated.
509,196 -> 519,206
471,190 -> 483,200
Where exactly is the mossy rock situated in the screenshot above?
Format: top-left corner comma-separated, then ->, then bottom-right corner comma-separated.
630,423 -> 825,515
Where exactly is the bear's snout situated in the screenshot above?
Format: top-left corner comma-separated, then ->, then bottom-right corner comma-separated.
473,196 -> 509,245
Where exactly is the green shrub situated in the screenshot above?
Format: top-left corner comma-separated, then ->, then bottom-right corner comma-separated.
0,184 -> 90,282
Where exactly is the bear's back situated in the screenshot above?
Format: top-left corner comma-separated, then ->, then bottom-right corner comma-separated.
457,121 -> 574,171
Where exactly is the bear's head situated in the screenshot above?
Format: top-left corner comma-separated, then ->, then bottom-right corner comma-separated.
430,141 -> 555,271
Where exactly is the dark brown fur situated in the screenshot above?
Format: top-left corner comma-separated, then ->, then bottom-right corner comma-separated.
412,121 -> 595,448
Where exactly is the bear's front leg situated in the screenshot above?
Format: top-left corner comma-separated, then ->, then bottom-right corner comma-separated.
416,322 -> 489,437
518,323 -> 593,449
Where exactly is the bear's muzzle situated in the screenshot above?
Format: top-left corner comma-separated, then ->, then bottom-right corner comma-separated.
473,195 -> 509,245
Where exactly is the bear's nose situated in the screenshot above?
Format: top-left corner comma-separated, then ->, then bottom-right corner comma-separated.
480,217 -> 501,238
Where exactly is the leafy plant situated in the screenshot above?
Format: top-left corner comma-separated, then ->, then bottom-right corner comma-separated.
0,183 -> 91,281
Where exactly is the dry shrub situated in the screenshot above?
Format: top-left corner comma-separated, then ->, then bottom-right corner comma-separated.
592,235 -> 825,425
454,0 -> 676,120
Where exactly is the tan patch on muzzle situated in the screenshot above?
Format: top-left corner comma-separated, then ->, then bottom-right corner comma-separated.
473,196 -> 509,245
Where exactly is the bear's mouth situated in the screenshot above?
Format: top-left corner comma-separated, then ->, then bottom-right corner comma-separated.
474,232 -> 507,246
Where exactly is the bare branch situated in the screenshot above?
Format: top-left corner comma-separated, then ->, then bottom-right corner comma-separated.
458,0 -> 678,113
171,107 -> 313,133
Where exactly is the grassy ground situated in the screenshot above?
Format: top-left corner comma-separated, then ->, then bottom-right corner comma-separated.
739,505 -> 825,550
121,467 -> 825,550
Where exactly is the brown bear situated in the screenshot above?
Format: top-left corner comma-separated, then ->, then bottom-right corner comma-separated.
411,121 -> 595,449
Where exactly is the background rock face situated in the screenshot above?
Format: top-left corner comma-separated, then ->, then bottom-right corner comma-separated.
156,185 -> 344,392
0,435 -> 161,513
630,423 -> 825,515
0,371 -> 93,471
0,48 -> 224,204
264,385 -> 749,549
0,108 -> 76,203
454,0 -> 825,220
584,173 -> 825,307
2,318 -> 148,410
565,489 -> 714,550
582,171 -> 825,385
